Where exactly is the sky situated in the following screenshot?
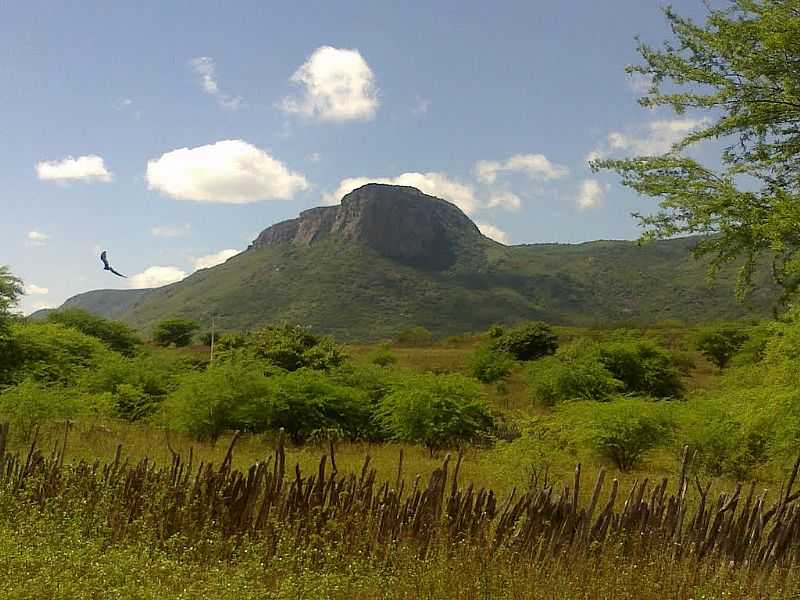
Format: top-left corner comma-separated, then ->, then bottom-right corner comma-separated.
1,0 -> 715,314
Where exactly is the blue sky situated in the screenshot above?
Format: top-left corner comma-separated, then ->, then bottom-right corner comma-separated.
1,0 -> 713,313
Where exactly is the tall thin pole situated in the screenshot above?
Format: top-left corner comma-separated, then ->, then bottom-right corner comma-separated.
209,315 -> 216,366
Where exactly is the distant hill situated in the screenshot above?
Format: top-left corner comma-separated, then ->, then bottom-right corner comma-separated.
51,184 -> 778,340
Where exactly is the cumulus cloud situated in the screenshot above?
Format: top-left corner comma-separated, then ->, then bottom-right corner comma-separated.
36,155 -> 112,183
281,46 -> 379,121
146,140 -> 310,203
412,95 -> 430,116
475,154 -> 569,185
190,56 -> 242,110
577,179 -> 606,211
30,301 -> 54,312
627,72 -> 654,95
487,191 -> 522,212
128,266 -> 187,289
151,224 -> 191,238
323,172 -> 478,215
27,231 -> 50,246
193,249 -> 239,270
588,118 -> 711,162
475,221 -> 510,245
25,283 -> 49,295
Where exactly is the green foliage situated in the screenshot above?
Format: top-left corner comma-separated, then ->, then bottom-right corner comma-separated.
492,321 -> 557,362
367,344 -> 397,367
529,342 -> 623,406
0,380 -> 112,439
594,1 -> 800,297
0,322 -> 109,386
46,309 -> 140,356
78,349 -> 192,420
696,326 -> 748,369
378,372 -> 494,452
218,324 -> 345,371
152,317 -> 199,347
598,340 -> 684,398
160,362 -> 376,443
561,399 -> 675,472
468,343 -> 514,384
395,326 -> 434,346
0,266 -> 23,333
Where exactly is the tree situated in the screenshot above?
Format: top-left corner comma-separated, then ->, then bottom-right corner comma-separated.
492,321 -> 558,361
696,326 -> 749,369
46,309 -> 140,356
594,1 -> 800,297
152,317 -> 199,348
0,266 -> 23,332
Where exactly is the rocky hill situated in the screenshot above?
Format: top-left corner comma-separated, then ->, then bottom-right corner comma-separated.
49,184 -> 778,339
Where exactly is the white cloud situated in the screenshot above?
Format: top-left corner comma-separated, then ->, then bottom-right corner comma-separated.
36,155 -> 112,183
475,221 -> 510,245
475,153 -> 569,185
128,266 -> 187,289
114,98 -> 133,110
25,283 -> 49,295
588,117 -> 711,161
193,249 -> 239,270
487,191 -> 522,212
29,301 -> 54,313
151,224 -> 191,238
280,46 -> 379,121
307,152 -> 322,163
190,56 -> 242,110
577,179 -> 606,211
146,140 -> 310,203
323,172 -> 478,215
27,230 -> 50,245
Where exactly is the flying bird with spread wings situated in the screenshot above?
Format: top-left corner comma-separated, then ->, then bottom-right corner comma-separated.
100,250 -> 126,278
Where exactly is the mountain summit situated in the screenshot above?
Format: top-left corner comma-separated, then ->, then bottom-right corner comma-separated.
50,184 -> 777,340
251,184 -> 483,269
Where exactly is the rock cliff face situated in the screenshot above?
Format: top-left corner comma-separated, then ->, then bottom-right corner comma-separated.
250,184 -> 483,269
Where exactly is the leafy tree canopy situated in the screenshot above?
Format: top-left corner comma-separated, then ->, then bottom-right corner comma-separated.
0,266 -> 23,333
46,309 -> 141,356
152,317 -> 199,348
594,0 -> 800,297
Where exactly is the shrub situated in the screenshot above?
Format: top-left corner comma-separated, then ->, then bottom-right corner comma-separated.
0,322 -> 109,386
492,321 -> 557,361
46,309 -> 140,356
378,372 -> 494,453
367,344 -> 397,367
218,324 -> 345,371
598,340 -> 684,398
695,325 -> 748,369
561,399 -> 674,471
152,317 -> 199,348
529,341 -> 623,406
469,344 -> 514,384
394,326 -> 434,346
0,380 -> 113,440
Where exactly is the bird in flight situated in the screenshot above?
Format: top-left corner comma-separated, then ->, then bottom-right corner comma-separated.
100,250 -> 126,278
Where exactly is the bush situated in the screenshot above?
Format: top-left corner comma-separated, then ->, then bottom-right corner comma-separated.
469,344 -> 514,384
0,322 -> 109,386
492,321 -> 557,361
378,372 -> 494,453
152,317 -> 199,348
598,340 -> 684,398
395,326 -> 434,346
695,325 -> 748,369
367,344 -> 397,367
218,324 -> 345,371
0,380 -> 112,440
46,309 -> 140,356
561,399 -> 675,471
529,341 -> 623,406
79,350 -> 192,420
